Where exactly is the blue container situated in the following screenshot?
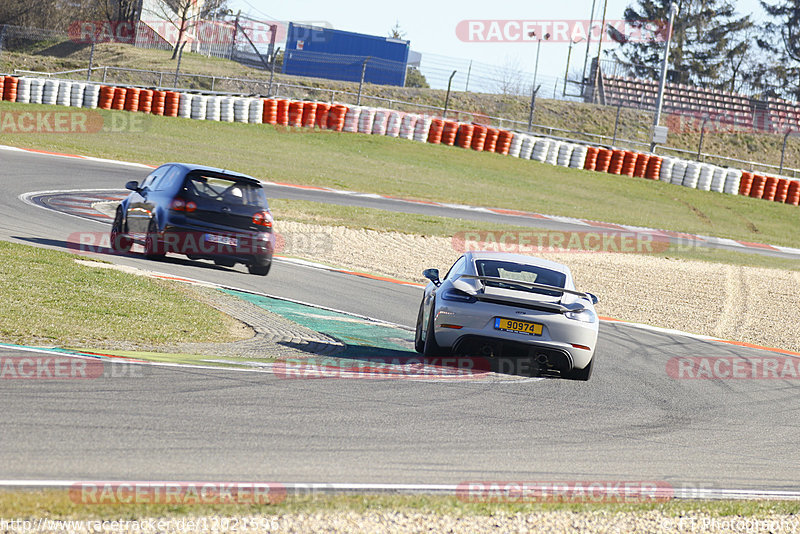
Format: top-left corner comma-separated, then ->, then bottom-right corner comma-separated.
283,23 -> 409,86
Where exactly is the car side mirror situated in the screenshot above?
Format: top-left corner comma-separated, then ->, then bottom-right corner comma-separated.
423,268 -> 441,286
587,293 -> 599,305
125,180 -> 140,192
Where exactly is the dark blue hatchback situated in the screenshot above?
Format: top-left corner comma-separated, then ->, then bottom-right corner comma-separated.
110,163 -> 274,275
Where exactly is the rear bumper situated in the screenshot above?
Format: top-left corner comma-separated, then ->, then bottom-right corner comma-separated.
160,225 -> 274,263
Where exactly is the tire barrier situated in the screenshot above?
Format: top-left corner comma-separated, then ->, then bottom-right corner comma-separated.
621,151 -> 638,176
775,178 -> 790,203
763,176 -> 778,201
518,135 -> 535,160
151,90 -> 165,115
671,160 -> 688,185
483,127 -> 499,153
177,92 -> 192,118
710,166 -> 726,193
371,109 -> 389,135
749,174 -> 766,198
545,140 -> 561,165
0,77 -> 4,101
138,88 -> 153,113
531,139 -> 550,162
385,111 -> 402,137
723,169 -> 742,195
262,99 -> 278,124
455,123 -> 474,148
633,153 -> 650,178
69,82 -> 85,108
9,75 -> 800,209
218,97 -> 233,123
298,100 -> 315,128
190,94 -> 207,120
441,120 -> 459,146
427,118 -> 444,144
556,142 -> 573,167
569,145 -> 588,169
205,96 -> 221,121
16,77 -> 31,103
608,149 -> 625,175
328,104 -> 347,132
595,148 -> 613,172
3,76 -> 18,102
164,91 -> 180,117
658,157 -> 675,181
276,99 -> 289,126
584,146 -> 599,170
98,85 -> 114,110
357,107 -> 374,134
343,105 -> 361,133
42,80 -> 59,105
470,124 -> 487,151
739,171 -> 754,195
247,98 -> 262,124
695,163 -> 712,191
413,116 -> 432,142
234,97 -> 251,123
787,180 -> 800,205
111,87 -> 127,111
645,156 -> 662,180
123,87 -> 139,112
29,78 -> 44,104
288,101 -> 304,127
508,132 -> 524,157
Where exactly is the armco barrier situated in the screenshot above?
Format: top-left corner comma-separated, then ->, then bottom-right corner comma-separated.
4,75 -> 798,209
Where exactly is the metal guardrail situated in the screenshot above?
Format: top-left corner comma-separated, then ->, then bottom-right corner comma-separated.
6,65 -> 800,178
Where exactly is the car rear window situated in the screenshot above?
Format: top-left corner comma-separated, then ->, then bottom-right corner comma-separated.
474,259 -> 566,296
182,172 -> 267,209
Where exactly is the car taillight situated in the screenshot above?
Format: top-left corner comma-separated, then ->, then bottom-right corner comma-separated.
252,211 -> 273,228
171,198 -> 196,212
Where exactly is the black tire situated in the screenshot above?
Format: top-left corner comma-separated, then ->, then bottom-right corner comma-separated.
423,297 -> 447,357
143,219 -> 165,259
563,358 -> 593,381
414,300 -> 426,354
248,262 -> 271,276
110,208 -> 132,253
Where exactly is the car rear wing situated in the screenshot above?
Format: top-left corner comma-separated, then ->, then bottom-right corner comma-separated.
456,274 -> 592,300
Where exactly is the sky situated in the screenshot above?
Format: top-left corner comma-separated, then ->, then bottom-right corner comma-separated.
227,0 -> 766,93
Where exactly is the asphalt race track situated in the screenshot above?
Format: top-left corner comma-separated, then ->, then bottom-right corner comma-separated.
1,149 -> 799,492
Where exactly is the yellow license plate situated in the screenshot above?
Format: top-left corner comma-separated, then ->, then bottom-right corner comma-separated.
494,318 -> 543,336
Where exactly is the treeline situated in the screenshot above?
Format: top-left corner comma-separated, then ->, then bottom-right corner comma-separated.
620,0 -> 800,100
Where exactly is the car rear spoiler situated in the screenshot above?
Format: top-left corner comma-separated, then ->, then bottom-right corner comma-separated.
456,274 -> 592,300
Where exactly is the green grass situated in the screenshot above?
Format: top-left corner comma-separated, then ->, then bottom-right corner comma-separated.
0,241 -> 245,346
1,490 -> 798,520
2,101 -> 800,251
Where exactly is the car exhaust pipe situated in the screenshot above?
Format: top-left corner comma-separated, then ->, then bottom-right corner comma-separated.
536,354 -> 549,366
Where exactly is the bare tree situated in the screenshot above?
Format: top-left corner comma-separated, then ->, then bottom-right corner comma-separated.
493,56 -> 527,96
147,0 -> 228,59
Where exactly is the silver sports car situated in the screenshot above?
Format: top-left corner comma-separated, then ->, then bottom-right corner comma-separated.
415,251 -> 599,381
